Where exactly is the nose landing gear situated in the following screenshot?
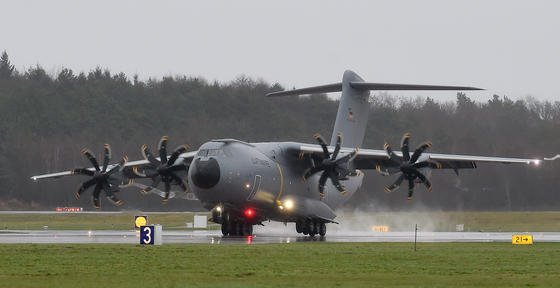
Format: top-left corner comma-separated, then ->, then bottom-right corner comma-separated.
215,210 -> 254,236
221,220 -> 253,236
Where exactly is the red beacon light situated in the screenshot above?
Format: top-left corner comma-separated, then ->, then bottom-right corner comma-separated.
244,208 -> 255,218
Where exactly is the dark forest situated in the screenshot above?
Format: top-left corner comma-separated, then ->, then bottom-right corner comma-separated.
0,51 -> 558,211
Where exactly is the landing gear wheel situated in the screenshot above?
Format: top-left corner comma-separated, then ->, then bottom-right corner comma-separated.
302,221 -> 309,235
221,221 -> 229,236
243,223 -> 253,236
296,221 -> 303,233
319,222 -> 327,236
236,222 -> 243,236
308,221 -> 316,237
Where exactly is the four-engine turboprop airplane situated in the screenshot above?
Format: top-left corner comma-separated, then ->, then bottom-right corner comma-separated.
31,70 -> 557,237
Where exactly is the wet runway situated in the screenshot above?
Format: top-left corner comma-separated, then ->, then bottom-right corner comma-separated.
2,228 -> 560,244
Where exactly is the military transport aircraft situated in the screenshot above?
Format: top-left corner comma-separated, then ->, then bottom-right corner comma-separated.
31,70 -> 557,237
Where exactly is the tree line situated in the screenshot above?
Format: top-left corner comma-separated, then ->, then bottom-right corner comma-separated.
0,51 -> 558,211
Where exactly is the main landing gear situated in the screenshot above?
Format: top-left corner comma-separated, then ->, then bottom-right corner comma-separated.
221,220 -> 253,236
296,219 -> 326,237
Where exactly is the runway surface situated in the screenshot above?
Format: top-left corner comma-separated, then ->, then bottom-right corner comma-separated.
2,228 -> 560,244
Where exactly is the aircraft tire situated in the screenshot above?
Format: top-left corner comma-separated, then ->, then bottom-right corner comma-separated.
319,222 -> 326,236
308,221 -> 316,237
236,222 -> 243,236
228,221 -> 238,236
302,222 -> 309,235
296,221 -> 303,233
244,223 -> 253,236
221,222 -> 229,236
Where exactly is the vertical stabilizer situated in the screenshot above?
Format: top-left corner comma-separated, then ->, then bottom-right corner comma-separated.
330,70 -> 370,148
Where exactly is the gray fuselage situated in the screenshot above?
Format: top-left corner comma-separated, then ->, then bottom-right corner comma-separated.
188,139 -> 363,224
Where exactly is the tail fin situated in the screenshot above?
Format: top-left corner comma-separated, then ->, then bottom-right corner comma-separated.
267,70 -> 483,148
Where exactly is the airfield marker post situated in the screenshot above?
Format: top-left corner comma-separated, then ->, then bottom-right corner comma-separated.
414,224 -> 418,251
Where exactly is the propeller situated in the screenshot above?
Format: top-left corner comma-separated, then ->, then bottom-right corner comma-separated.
133,136 -> 189,203
380,133 -> 442,200
73,144 -> 128,208
303,133 -> 358,198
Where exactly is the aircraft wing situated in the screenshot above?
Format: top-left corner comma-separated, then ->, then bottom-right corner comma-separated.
298,144 -> 550,172
30,151 -> 198,181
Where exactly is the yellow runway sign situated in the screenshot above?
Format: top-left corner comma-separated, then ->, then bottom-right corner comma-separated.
512,234 -> 533,245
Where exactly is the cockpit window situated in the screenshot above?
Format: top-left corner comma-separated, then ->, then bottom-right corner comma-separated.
197,149 -> 221,157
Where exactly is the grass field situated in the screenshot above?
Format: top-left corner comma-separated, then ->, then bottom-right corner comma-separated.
1,211 -> 560,232
0,242 -> 559,287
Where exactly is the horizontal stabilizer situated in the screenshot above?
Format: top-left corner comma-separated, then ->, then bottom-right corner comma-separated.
267,81 -> 483,97
267,83 -> 342,97
349,82 -> 483,91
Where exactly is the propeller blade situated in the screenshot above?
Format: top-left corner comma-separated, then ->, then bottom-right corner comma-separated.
75,178 -> 97,199
331,133 -> 342,160
102,144 -> 111,172
103,184 -> 124,206
92,183 -> 102,208
142,176 -> 162,195
167,145 -> 189,166
384,174 -> 405,193
313,133 -> 330,158
170,172 -> 188,192
318,171 -> 329,198
73,168 -> 94,176
303,165 -> 324,181
407,178 -> 415,200
106,156 -> 128,175
152,176 -> 162,188
132,166 -> 146,177
410,141 -> 432,164
328,170 -> 347,195
401,133 -> 411,162
375,165 -> 400,176
158,136 -> 169,164
414,171 -> 433,192
163,181 -> 171,202
384,143 -> 401,165
81,148 -> 100,171
335,148 -> 359,164
141,144 -> 160,166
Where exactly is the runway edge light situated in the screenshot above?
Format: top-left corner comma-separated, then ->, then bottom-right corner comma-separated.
135,215 -> 148,230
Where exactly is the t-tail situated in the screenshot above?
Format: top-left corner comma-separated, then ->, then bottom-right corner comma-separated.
267,70 -> 483,148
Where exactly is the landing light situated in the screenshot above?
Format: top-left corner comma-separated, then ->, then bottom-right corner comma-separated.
533,160 -> 541,166
244,183 -> 252,189
284,199 -> 294,210
216,206 -> 222,212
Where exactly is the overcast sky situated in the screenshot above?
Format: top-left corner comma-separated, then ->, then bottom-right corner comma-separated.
2,0 -> 559,101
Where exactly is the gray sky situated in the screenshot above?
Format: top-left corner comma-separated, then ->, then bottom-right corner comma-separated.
2,0 -> 559,101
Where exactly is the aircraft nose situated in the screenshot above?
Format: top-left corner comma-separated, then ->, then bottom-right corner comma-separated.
191,158 -> 221,189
